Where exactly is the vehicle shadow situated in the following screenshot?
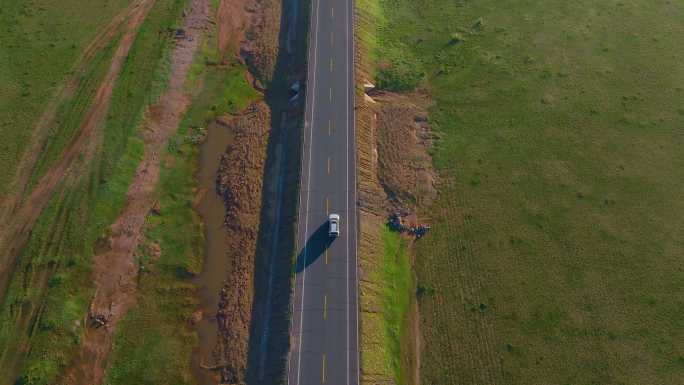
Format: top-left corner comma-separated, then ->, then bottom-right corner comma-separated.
295,222 -> 334,273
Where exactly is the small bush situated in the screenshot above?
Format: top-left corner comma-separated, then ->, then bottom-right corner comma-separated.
377,58 -> 424,91
448,32 -> 465,45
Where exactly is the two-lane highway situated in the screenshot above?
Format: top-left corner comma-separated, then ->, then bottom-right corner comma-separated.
288,0 -> 358,383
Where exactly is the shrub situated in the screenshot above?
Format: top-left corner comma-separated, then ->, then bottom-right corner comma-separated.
377,58 -> 424,91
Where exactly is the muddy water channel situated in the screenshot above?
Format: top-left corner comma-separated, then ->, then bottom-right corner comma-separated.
192,123 -> 233,385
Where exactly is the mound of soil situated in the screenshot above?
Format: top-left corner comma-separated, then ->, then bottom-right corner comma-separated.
212,102 -> 272,384
372,91 -> 438,210
240,0 -> 283,82
217,0 -> 248,63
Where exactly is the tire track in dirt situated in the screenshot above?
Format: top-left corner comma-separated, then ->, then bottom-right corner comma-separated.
0,2 -> 154,380
0,0 -> 155,301
60,1 -> 210,383
0,0 -> 147,218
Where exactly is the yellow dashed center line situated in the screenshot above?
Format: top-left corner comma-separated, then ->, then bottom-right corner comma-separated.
322,354 -> 327,383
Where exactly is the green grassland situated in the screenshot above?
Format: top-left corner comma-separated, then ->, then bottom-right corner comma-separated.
0,1 -> 187,384
377,227 -> 412,384
359,222 -> 413,385
26,32 -> 122,191
0,0 -> 132,193
104,13 -> 259,383
364,0 -> 684,384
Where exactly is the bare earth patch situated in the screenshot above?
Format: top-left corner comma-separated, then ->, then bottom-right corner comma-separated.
202,102 -> 271,383
217,0 -> 249,63
239,0 -> 283,82
371,91 -> 437,209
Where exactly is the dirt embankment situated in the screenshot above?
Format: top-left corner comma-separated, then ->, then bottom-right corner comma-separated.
239,0 -> 282,83
356,90 -> 437,220
371,91 -> 437,209
195,0 -> 298,384
216,0 -> 248,64
355,39 -> 437,385
207,103 -> 271,383
60,1 -> 210,384
0,0 -> 154,302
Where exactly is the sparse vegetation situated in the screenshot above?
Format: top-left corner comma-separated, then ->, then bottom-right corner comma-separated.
362,0 -> 684,384
104,116 -> 202,385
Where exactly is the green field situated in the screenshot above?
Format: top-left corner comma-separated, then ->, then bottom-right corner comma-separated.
0,1 -> 187,383
363,0 -> 684,384
0,0 -> 131,193
360,224 -> 413,384
376,227 -> 412,384
0,0 -> 262,382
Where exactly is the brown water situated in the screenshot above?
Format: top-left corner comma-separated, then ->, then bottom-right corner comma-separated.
191,122 -> 233,385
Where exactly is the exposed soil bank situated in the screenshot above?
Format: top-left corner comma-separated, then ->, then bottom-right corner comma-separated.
356,90 -> 435,385
371,91 -> 437,209
212,102 -> 272,383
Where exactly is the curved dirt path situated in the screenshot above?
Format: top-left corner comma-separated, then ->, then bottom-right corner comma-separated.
60,0 -> 210,383
0,0 -> 155,301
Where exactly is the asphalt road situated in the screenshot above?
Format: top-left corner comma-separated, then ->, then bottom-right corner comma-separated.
288,0 -> 359,383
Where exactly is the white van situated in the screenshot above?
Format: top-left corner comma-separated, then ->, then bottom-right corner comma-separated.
328,213 -> 340,237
